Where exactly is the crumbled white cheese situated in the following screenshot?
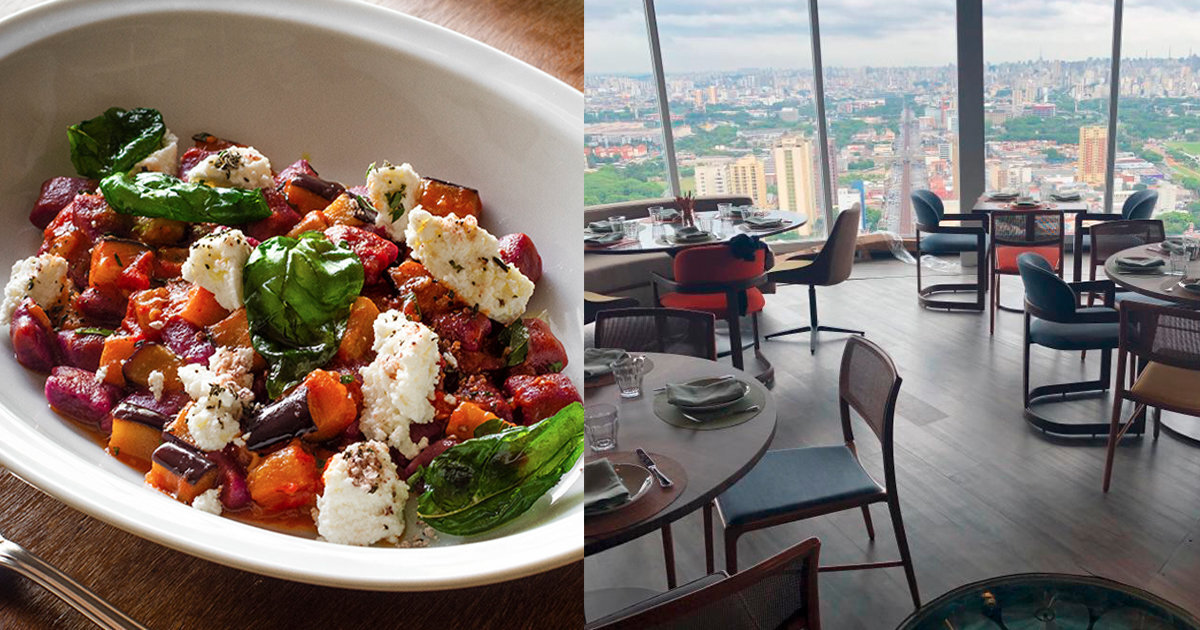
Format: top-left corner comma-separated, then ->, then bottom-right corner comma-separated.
132,129 -> 179,176
147,370 -> 165,401
397,522 -> 440,548
315,440 -> 408,546
1,254 -> 70,325
181,228 -> 252,310
404,208 -> 534,325
94,365 -> 109,384
186,146 -> 273,190
191,488 -> 223,514
367,162 -> 421,241
177,347 -> 256,451
359,312 -> 440,459
442,351 -> 459,369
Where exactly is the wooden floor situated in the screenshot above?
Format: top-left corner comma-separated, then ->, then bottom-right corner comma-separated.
584,255 -> 1200,628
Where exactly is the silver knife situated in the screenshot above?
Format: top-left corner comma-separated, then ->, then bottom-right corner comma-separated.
636,448 -> 673,488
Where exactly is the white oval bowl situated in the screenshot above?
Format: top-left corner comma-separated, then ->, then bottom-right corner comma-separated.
0,0 -> 583,591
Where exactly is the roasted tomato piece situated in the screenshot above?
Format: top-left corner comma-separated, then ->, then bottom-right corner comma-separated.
273,158 -> 319,188
498,233 -> 542,283
324,224 -> 399,285
432,309 -> 492,353
30,176 -> 96,229
178,146 -> 215,180
190,132 -> 240,152
455,374 -> 514,422
504,373 -> 581,425
508,318 -> 568,376
418,177 -> 481,219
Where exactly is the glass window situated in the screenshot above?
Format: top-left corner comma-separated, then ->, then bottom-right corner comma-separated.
818,1 -> 958,238
1117,0 -> 1200,236
984,0 -> 1114,235
653,0 -> 826,240
584,1 -> 672,206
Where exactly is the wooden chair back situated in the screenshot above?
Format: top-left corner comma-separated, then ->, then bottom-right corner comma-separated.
1089,219 -> 1165,267
838,337 -> 903,488
594,307 -> 718,361
1118,300 -> 1200,372
990,209 -> 1064,248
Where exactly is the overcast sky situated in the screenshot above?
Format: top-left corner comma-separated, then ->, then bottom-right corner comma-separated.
585,0 -> 1200,74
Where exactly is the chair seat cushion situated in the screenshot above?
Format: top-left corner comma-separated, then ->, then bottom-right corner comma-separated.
586,573 -> 728,629
716,445 -> 883,528
660,288 -> 765,317
1131,362 -> 1200,414
996,245 -> 1061,273
1029,307 -> 1119,350
920,232 -> 987,255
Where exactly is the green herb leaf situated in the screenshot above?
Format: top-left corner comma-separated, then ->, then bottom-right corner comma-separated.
473,418 -> 509,439
547,361 -> 564,373
67,107 -> 165,178
417,402 -> 584,536
243,233 -> 364,398
99,172 -> 272,225
386,185 -> 408,221
75,327 -> 115,337
339,374 -> 355,384
499,319 -> 530,367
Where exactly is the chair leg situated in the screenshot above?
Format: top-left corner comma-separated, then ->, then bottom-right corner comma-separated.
724,529 -> 740,575
860,505 -> 876,540
661,524 -> 677,589
751,312 -> 761,351
703,503 -> 715,575
1103,352 -> 1128,493
808,284 -> 818,355
888,496 -> 921,609
1023,314 -> 1032,408
989,272 -> 998,335
726,291 -> 744,371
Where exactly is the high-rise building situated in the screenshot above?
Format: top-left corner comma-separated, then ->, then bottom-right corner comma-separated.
728,155 -> 769,207
1078,125 -> 1107,186
694,160 -> 729,197
773,135 -> 816,235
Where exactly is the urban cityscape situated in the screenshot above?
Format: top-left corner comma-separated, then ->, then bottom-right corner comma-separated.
585,56 -> 1200,239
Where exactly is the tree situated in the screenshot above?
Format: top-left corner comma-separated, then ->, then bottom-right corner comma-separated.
584,165 -> 667,206
1158,210 -> 1193,236
848,159 -> 875,170
1043,148 -> 1066,163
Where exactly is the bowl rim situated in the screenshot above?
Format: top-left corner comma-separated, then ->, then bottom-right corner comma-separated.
0,0 -> 583,591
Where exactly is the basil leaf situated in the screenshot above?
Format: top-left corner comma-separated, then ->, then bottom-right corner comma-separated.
243,233 -> 364,398
99,172 -> 272,225
416,402 -> 584,536
68,107 -> 165,178
473,418 -> 509,439
74,327 -> 114,337
499,319 -> 529,367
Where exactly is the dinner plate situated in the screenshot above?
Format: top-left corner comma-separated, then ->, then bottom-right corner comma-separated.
583,464 -> 652,516
671,377 -> 751,412
0,0 -> 582,591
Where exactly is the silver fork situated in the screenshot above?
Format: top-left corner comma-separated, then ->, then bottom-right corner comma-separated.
0,481 -> 148,630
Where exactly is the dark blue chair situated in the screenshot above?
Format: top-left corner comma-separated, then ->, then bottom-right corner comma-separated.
912,189 -> 989,311
1018,252 -> 1140,437
1070,190 -> 1158,279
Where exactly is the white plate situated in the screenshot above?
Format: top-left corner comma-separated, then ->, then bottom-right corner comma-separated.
584,464 -> 652,516
0,0 -> 582,591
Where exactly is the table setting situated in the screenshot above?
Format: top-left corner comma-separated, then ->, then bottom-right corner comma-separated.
1107,239 -> 1200,302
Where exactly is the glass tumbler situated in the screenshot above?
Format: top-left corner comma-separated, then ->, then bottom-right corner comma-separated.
612,355 -> 646,399
648,206 -> 666,224
584,403 -> 619,452
1170,249 -> 1189,276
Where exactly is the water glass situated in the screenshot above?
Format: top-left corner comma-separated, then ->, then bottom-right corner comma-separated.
1170,249 -> 1189,276
584,403 -> 619,452
621,219 -> 640,239
608,215 -> 625,231
612,355 -> 646,399
717,202 -> 733,221
696,212 -> 714,234
648,206 -> 666,224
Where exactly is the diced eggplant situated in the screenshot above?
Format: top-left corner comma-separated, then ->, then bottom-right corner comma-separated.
160,318 -> 214,365
290,173 -> 345,201
207,446 -> 251,510
146,441 -> 218,503
112,401 -> 172,429
45,366 -> 121,428
121,342 -> 184,390
243,386 -> 315,452
56,329 -> 106,371
10,300 -> 57,373
120,389 -> 190,418
402,438 -> 458,482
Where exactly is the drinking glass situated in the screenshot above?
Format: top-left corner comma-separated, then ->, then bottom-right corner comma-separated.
1170,249 -> 1189,276
612,355 -> 646,399
696,212 -> 714,234
621,219 -> 639,239
584,404 -> 619,452
608,215 -> 625,231
648,206 -> 666,224
717,202 -> 733,221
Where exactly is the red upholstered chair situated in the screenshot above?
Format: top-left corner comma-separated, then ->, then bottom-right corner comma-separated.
988,208 -> 1064,335
652,245 -> 768,373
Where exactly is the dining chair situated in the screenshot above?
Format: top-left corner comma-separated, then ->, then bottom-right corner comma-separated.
912,189 -> 989,312
1103,301 -> 1200,492
989,208 -> 1064,335
585,291 -> 639,325
594,307 -> 717,360
1070,190 -> 1158,280
1086,220 -> 1170,308
765,207 -> 863,354
1016,252 -> 1134,437
652,244 -> 769,374
707,336 -> 920,609
586,537 -> 822,630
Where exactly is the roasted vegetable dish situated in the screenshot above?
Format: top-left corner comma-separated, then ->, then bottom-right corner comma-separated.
4,107 -> 582,545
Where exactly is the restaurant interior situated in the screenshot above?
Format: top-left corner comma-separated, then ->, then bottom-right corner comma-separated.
582,0 -> 1200,627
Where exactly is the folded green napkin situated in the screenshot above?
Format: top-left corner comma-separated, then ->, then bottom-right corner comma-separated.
1162,239 -> 1187,254
1116,256 -> 1165,269
659,208 -> 681,220
672,226 -> 711,242
667,379 -> 747,408
1051,193 -> 1081,201
584,348 -> 629,379
588,220 -> 619,233
988,192 -> 1018,200
745,216 -> 784,229
585,233 -> 624,246
584,459 -> 629,512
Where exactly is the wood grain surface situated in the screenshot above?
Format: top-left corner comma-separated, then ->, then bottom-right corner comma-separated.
0,1 -> 582,629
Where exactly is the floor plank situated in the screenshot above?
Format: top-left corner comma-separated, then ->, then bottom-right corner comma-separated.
585,255 -> 1200,628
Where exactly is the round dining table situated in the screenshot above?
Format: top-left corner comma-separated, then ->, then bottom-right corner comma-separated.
1104,243 -> 1200,308
583,352 -> 777,621
584,210 -> 807,255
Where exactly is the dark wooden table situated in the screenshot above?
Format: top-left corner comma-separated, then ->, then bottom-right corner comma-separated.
1105,243 -> 1200,308
0,1 -> 582,629
585,211 -> 807,255
583,353 -> 777,554
972,195 -> 1094,282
